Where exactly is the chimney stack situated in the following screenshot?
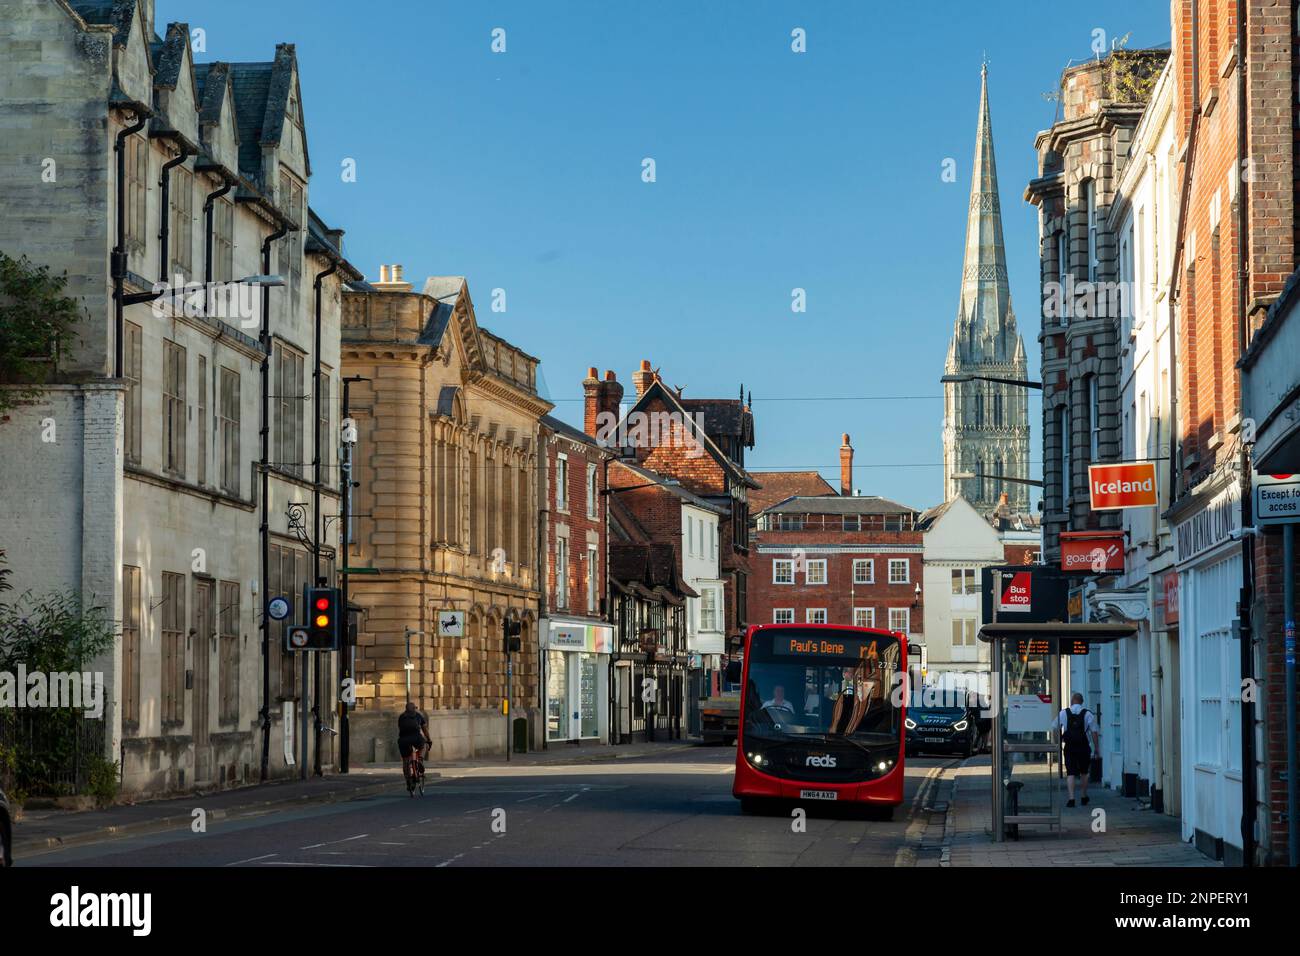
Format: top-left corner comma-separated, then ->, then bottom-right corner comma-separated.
583,367 -> 602,438
603,369 -> 624,422
373,264 -> 412,293
633,359 -> 655,398
839,433 -> 853,497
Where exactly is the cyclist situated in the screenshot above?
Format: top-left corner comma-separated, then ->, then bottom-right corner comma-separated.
398,700 -> 432,792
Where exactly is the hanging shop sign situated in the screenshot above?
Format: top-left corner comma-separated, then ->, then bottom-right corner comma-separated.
1060,530 -> 1125,574
1088,462 -> 1159,510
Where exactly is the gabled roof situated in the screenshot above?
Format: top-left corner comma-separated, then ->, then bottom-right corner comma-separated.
225,44 -> 304,186
679,397 -> 754,448
749,470 -> 837,513
541,414 -> 606,452
625,378 -> 760,489
612,460 -> 727,515
67,0 -> 137,46
151,22 -> 191,90
761,495 -> 919,516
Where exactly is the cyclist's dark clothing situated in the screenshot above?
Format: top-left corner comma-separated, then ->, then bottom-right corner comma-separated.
398,710 -> 428,758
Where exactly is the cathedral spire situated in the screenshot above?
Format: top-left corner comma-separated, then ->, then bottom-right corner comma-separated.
956,63 -> 1013,353
941,65 -> 1030,515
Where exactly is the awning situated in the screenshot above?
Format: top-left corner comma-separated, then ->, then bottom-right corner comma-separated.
977,622 -> 1136,644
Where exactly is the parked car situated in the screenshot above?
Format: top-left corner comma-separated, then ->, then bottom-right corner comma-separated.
0,786 -> 11,867
905,706 -> 987,757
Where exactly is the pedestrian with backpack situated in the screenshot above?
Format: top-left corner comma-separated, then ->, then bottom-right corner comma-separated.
1056,692 -> 1100,807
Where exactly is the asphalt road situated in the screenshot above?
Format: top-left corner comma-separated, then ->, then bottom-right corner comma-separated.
25,749 -> 953,867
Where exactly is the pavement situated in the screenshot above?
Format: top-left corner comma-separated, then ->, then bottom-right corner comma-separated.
935,754 -> 1218,867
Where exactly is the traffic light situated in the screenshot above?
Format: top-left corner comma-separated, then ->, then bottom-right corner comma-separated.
503,618 -> 522,654
305,587 -> 341,650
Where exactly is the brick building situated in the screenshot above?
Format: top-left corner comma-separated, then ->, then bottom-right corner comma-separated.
1025,47 -> 1170,564
751,488 -> 924,638
1166,0 -> 1299,865
609,361 -> 759,655
537,410 -> 613,746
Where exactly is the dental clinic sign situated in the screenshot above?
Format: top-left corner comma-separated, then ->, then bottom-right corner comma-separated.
1088,462 -> 1159,510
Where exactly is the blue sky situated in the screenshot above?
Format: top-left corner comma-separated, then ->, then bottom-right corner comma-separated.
160,0 -> 1171,510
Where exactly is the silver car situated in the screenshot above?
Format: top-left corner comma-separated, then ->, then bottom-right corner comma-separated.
0,787 -> 11,867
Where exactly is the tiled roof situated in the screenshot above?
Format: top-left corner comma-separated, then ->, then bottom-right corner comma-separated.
611,460 -> 726,515
541,414 -> 603,450
227,62 -> 273,180
749,471 -> 836,513
679,397 -> 754,446
761,494 -> 919,516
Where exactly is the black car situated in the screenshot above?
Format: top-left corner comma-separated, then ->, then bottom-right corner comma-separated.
0,786 -> 11,867
905,706 -> 987,757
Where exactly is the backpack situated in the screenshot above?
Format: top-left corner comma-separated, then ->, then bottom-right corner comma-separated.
1063,708 -> 1090,748
398,711 -> 425,738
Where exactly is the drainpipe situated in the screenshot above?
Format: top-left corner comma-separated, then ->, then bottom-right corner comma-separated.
1285,523 -> 1298,866
311,258 -> 338,777
203,178 -> 234,287
1234,0 -> 1257,869
258,218 -> 290,782
157,143 -> 193,285
112,110 -> 148,378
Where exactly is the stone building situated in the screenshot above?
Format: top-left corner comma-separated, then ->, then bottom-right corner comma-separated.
1024,48 -> 1169,564
0,0 -> 360,793
941,66 -> 1031,515
340,270 -> 550,759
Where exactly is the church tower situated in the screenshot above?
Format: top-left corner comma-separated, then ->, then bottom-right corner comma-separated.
942,65 -> 1031,514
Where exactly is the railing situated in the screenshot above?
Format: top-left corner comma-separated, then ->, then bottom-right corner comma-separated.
0,709 -> 107,796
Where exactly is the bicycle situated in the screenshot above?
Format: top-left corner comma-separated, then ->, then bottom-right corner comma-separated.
404,746 -> 427,797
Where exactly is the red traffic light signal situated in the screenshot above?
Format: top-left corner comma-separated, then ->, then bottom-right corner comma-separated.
303,587 -> 341,650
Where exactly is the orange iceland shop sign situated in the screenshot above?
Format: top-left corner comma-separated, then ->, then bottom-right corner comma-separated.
1088,462 -> 1158,510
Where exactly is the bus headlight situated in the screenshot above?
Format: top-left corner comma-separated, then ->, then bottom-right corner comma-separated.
904,718 -> 916,730
746,751 -> 768,768
952,719 -> 969,731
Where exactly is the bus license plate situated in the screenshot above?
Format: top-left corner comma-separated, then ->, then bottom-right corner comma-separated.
800,789 -> 837,801
924,736 -> 945,743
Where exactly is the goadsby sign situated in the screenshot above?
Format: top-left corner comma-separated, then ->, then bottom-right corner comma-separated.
1088,462 -> 1158,510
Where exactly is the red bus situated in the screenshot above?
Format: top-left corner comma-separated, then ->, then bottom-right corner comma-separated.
732,623 -> 907,818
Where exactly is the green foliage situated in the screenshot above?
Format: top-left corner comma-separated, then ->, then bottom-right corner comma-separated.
85,755 -> 120,805
0,252 -> 85,415
0,581 -> 116,797
0,589 -> 116,674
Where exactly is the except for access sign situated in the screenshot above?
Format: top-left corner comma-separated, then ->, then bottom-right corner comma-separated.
1255,474 -> 1300,525
1088,462 -> 1158,510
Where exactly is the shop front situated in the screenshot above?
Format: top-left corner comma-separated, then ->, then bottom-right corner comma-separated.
542,618 -> 613,745
1171,478 -> 1245,863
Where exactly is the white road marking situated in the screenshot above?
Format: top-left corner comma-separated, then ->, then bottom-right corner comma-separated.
262,861 -> 374,868
516,793 -> 547,803
464,805 -> 493,814
563,793 -> 581,803
301,832 -> 368,850
226,852 -> 277,867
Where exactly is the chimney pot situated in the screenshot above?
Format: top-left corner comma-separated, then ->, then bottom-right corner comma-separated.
604,370 -> 617,381
392,264 -> 403,282
379,264 -> 389,283
587,366 -> 599,380
632,359 -> 655,398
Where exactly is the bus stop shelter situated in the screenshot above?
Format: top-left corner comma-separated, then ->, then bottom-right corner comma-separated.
977,621 -> 1136,841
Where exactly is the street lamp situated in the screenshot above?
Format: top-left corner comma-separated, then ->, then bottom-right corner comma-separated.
120,272 -> 285,307
951,470 -> 1044,488
940,372 -> 1043,390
